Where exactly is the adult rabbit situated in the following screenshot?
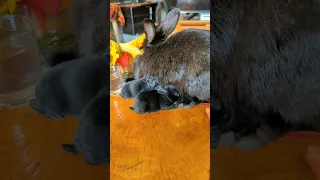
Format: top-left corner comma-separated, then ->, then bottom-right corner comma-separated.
132,8 -> 210,108
43,0 -> 108,67
211,0 -> 320,149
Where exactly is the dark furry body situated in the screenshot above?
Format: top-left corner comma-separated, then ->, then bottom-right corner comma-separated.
42,0 -> 109,67
133,9 -> 210,107
69,0 -> 108,57
42,47 -> 78,68
134,29 -> 210,102
211,0 -> 320,149
30,54 -> 109,119
131,90 -> 181,114
62,90 -> 110,165
120,76 -> 161,99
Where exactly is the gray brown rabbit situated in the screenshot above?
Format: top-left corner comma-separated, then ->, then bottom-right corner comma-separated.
211,0 -> 320,150
132,8 -> 210,108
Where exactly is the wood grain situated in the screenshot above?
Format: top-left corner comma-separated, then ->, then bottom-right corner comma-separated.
110,95 -> 210,180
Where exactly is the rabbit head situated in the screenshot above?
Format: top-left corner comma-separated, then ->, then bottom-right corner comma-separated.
132,8 -> 210,103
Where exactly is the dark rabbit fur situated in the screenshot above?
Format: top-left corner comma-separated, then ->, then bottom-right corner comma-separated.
131,85 -> 181,114
132,8 -> 210,107
211,0 -> 320,149
69,0 -> 108,57
43,0 -> 108,67
62,90 -> 109,165
43,47 -> 78,68
120,76 -> 161,99
29,54 -> 109,120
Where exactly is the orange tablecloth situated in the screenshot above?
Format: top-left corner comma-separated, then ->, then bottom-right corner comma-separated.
110,95 -> 210,179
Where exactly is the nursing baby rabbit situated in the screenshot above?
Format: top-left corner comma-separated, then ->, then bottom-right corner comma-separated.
120,77 -> 181,114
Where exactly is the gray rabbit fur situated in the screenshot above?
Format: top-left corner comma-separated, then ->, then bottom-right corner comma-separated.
130,85 -> 182,114
211,0 -> 320,150
29,53 -> 109,120
120,76 -> 161,99
132,8 -> 210,108
61,90 -> 110,165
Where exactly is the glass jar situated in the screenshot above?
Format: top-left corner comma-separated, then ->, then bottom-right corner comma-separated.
0,14 -> 43,108
110,64 -> 123,95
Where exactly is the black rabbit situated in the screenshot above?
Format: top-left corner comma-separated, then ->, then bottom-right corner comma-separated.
29,53 -> 109,120
132,8 -> 210,108
130,85 -> 182,114
120,76 -> 161,99
211,0 -> 320,149
61,90 -> 110,165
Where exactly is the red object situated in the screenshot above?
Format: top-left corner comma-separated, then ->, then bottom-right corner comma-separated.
117,52 -> 130,68
19,0 -> 61,16
18,0 -> 61,34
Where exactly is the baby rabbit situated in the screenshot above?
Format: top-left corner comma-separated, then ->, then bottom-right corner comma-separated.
131,85 -> 181,114
132,8 -> 210,108
120,76 -> 161,99
211,0 -> 320,149
62,89 -> 109,165
29,53 -> 109,120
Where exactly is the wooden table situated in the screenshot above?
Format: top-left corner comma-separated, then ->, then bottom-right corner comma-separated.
211,137 -> 320,180
0,97 -> 318,180
0,106 -> 109,180
110,95 -> 210,179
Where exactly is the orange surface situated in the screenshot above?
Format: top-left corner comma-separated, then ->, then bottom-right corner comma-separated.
172,20 -> 210,35
0,105 -> 109,180
110,95 -> 210,179
211,137 -> 320,180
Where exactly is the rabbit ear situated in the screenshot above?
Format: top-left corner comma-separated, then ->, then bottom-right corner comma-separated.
157,8 -> 181,38
143,19 -> 156,44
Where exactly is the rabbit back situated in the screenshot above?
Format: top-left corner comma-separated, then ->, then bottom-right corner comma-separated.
134,29 -> 210,102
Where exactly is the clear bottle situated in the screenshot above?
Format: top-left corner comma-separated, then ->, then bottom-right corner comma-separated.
0,14 -> 43,108
110,64 -> 123,95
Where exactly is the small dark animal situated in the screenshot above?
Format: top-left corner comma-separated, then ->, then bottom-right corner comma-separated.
120,76 -> 161,99
42,47 -> 78,68
29,53 -> 109,120
132,8 -> 210,108
130,85 -> 181,114
211,0 -> 320,150
62,90 -> 110,165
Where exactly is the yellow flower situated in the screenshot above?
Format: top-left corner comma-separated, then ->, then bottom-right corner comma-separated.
129,33 -> 146,50
0,0 -> 17,14
110,40 -> 121,66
